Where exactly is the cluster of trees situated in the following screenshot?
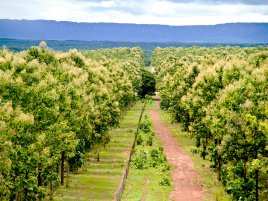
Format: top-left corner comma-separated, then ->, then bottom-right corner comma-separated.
153,47 -> 268,200
0,43 -> 143,200
84,48 -> 156,98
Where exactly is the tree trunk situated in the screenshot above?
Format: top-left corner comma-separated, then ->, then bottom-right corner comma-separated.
243,161 -> 247,182
23,171 -> 29,201
66,161 -> 70,188
255,169 -> 258,201
61,151 -> 65,185
49,182 -> 53,201
97,151 -> 100,162
38,164 -> 42,187
254,150 -> 258,201
218,157 -> 221,181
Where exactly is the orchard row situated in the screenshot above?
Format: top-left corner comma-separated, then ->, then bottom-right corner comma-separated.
154,47 -> 268,201
0,44 -> 143,200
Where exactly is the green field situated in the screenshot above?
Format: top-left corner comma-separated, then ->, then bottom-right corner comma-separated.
53,102 -> 144,201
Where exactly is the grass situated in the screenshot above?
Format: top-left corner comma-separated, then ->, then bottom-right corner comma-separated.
158,108 -> 232,201
121,101 -> 172,201
52,102 -> 144,201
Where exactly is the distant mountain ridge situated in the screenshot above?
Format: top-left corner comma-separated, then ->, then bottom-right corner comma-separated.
0,19 -> 268,43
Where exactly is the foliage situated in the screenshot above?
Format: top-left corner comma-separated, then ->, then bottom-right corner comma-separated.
131,150 -> 148,170
138,68 -> 156,98
139,115 -> 152,133
150,148 -> 168,168
154,47 -> 268,200
136,134 -> 143,145
0,44 -> 143,200
146,132 -> 154,146
131,112 -> 171,191
160,175 -> 171,186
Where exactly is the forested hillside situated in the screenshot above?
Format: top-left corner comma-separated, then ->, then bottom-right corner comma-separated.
1,20 -> 268,43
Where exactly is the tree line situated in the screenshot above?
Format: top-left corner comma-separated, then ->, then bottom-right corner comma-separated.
0,44 -> 144,200
153,47 -> 268,201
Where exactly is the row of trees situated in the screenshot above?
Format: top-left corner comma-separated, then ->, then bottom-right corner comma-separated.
153,47 -> 268,200
0,44 -> 143,200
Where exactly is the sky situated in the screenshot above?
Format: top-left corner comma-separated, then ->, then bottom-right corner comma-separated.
0,0 -> 268,25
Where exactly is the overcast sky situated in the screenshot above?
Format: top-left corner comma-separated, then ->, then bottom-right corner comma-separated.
0,0 -> 268,25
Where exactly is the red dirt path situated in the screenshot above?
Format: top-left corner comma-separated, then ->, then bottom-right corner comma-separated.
149,101 -> 204,201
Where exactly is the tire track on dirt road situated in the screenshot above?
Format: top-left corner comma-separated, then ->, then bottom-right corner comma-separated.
150,101 -> 203,201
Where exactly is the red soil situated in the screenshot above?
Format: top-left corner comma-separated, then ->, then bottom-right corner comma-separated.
150,101 -> 204,201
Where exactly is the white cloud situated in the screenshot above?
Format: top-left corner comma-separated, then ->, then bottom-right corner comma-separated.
0,0 -> 267,25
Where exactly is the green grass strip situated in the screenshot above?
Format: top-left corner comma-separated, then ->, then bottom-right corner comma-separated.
53,102 -> 144,201
122,101 -> 172,201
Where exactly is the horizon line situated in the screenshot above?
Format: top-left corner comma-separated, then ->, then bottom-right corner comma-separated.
1,18 -> 268,27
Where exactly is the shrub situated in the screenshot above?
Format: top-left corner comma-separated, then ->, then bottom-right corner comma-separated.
146,132 -> 154,146
131,150 -> 148,169
149,148 -> 167,168
136,134 -> 143,145
139,115 -> 151,133
160,175 -> 171,186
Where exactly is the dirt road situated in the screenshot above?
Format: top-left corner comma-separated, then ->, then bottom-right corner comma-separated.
150,101 -> 204,201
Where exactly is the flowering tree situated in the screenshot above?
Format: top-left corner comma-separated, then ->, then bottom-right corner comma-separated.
154,47 -> 268,200
0,45 -> 143,200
